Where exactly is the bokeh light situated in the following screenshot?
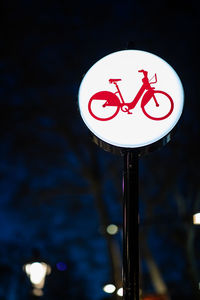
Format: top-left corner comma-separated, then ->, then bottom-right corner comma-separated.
28,262 -> 47,285
56,262 -> 67,271
106,224 -> 119,235
103,284 -> 116,294
193,213 -> 200,224
117,287 -> 123,296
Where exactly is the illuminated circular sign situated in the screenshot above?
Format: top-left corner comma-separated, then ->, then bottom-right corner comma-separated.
78,50 -> 184,149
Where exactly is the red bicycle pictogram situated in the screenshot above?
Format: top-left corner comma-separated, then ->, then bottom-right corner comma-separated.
88,70 -> 174,121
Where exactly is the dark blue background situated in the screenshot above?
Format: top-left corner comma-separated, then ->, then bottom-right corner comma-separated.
0,1 -> 199,299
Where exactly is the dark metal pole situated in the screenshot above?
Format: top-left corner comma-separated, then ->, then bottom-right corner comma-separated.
123,151 -> 139,300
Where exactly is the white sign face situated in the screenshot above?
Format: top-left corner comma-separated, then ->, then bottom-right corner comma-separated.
78,50 -> 184,148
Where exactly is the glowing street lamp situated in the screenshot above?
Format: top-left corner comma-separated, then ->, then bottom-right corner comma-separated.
23,261 -> 51,297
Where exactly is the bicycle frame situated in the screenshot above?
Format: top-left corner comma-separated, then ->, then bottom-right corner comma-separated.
112,74 -> 156,111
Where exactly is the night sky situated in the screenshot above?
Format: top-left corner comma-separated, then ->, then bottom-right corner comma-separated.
0,1 -> 199,300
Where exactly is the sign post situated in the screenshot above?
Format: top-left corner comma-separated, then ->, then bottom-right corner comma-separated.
78,50 -> 184,299
123,151 -> 139,299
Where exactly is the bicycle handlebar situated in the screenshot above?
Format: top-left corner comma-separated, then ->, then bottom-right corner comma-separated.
138,69 -> 147,75
138,70 -> 157,85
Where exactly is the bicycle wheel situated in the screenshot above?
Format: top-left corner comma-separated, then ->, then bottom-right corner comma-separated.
88,91 -> 120,121
141,90 -> 174,121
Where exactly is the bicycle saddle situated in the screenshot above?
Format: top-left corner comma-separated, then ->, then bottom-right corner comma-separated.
109,79 -> 122,83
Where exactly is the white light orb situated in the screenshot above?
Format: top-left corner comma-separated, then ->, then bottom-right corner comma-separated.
103,284 -> 116,294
